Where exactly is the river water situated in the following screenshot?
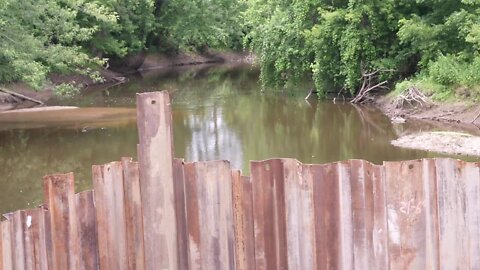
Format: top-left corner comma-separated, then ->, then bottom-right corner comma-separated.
0,64 -> 457,214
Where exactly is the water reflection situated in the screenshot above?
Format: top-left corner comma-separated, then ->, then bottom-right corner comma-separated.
0,64 -> 457,214
184,107 -> 243,170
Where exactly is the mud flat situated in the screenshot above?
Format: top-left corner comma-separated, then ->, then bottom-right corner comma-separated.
0,106 -> 136,130
392,131 -> 480,157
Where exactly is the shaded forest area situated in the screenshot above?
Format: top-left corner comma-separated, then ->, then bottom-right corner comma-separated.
2,0 -> 480,101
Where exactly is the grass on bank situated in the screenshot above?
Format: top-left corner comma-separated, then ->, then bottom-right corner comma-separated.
391,54 -> 480,103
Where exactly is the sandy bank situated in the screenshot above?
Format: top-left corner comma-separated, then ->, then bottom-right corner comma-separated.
0,107 -> 136,130
392,131 -> 480,157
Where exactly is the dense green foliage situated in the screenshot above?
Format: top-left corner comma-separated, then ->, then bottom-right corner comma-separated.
0,0 -> 115,89
244,0 -> 480,99
2,0 -> 480,99
0,0 -> 244,91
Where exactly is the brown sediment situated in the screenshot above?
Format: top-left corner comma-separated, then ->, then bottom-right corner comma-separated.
0,107 -> 136,130
375,95 -> 480,156
375,95 -> 480,126
391,131 -> 480,157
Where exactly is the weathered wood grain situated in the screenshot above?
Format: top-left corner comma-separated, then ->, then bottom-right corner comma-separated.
137,91 -> 178,270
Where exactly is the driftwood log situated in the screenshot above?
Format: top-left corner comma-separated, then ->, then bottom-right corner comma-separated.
0,87 -> 44,105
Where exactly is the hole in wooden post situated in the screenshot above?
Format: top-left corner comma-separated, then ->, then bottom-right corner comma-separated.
151,100 -> 156,105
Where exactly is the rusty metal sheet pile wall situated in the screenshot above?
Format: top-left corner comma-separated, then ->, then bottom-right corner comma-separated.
1,91 -> 479,270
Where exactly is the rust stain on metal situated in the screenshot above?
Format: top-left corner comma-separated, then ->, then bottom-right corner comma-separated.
136,91 -> 177,270
1,91 -> 479,270
122,158 -> 146,270
93,162 -> 128,270
251,159 -> 288,270
74,190 -> 98,270
43,172 -> 80,270
172,158 -> 190,270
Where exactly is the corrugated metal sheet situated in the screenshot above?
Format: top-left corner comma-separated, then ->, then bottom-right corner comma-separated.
1,91 -> 479,270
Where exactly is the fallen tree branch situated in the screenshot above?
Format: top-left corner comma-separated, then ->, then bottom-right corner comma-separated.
393,86 -> 429,108
351,81 -> 388,103
305,88 -> 318,100
351,68 -> 394,104
0,87 -> 44,105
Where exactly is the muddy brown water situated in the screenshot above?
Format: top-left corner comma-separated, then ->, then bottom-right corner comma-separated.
0,64 -> 471,214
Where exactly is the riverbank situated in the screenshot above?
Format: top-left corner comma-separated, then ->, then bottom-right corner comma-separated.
0,51 -> 254,112
391,131 -> 480,157
375,95 -> 480,126
375,94 -> 480,157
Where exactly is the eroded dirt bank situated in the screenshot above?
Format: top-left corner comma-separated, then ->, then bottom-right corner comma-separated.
376,96 -> 480,157
375,95 -> 480,126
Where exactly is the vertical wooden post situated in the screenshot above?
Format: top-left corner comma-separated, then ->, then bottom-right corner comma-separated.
43,173 -> 80,270
137,91 -> 178,270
